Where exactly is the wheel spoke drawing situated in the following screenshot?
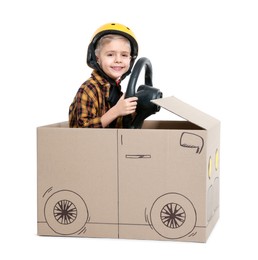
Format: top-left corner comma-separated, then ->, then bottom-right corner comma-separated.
160,203 -> 186,229
53,200 -> 77,225
151,193 -> 196,239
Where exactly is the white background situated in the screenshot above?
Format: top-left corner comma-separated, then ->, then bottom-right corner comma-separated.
1,0 -> 258,259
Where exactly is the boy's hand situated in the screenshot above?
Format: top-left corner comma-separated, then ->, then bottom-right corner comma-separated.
115,94 -> 138,116
101,94 -> 138,128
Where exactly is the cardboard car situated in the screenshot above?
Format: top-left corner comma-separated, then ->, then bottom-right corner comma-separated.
37,96 -> 220,242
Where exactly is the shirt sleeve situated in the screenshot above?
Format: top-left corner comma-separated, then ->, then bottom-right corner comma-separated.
75,86 -> 103,128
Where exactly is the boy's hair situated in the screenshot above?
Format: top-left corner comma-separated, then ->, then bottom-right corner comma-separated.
95,34 -> 131,57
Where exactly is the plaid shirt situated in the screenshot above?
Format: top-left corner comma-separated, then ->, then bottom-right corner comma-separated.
69,70 -> 123,128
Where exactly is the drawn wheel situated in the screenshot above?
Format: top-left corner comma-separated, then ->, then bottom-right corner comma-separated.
160,203 -> 186,228
150,193 -> 197,239
44,190 -> 88,235
53,199 -> 77,225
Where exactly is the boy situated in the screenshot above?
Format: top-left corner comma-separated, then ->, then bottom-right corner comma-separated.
69,23 -> 138,128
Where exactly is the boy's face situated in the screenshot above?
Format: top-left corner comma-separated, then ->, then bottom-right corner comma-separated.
97,38 -> 131,81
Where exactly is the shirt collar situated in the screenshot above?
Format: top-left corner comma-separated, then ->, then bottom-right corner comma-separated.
91,70 -> 111,98
91,70 -> 122,97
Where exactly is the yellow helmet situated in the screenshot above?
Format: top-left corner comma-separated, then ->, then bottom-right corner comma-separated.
87,23 -> 138,79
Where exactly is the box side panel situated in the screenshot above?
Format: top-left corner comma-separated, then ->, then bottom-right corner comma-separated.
118,128 -> 208,242
37,128 -> 119,238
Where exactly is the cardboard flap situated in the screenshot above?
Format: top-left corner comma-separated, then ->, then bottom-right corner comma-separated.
152,96 -> 220,129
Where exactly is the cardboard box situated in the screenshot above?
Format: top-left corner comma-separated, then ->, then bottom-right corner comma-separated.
37,96 -> 220,242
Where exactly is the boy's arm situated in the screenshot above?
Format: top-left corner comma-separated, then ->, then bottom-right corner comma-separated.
75,88 -> 103,128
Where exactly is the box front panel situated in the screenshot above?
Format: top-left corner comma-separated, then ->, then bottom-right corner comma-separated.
205,124 -> 220,238
37,127 -> 119,238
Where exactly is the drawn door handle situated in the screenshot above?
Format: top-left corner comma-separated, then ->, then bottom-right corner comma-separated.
125,154 -> 151,159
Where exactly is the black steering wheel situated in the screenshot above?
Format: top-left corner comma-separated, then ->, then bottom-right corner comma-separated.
123,57 -> 162,129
